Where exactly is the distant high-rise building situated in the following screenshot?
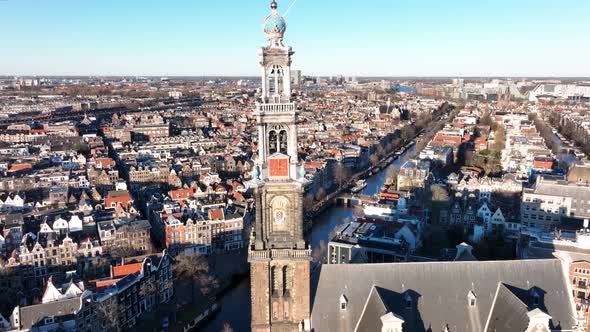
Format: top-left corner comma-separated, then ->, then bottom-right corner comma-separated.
290,69 -> 302,86
168,91 -> 182,99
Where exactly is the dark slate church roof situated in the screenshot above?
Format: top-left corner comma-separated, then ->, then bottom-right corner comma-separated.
485,283 -> 531,332
311,259 -> 576,332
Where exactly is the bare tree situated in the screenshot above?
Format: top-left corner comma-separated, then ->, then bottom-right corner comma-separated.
370,154 -> 379,168
333,163 -> 350,188
480,111 -> 493,127
312,240 -> 328,264
96,299 -> 119,332
385,168 -> 399,187
222,322 -> 234,332
493,125 -> 506,152
376,145 -> 385,158
430,185 -> 450,202
174,254 -> 219,303
316,188 -> 327,201
400,126 -> 416,142
0,272 -> 17,319
138,278 -> 158,312
303,195 -> 315,212
109,245 -> 136,261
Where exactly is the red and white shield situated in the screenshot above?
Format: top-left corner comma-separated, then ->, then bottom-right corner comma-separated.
274,209 -> 285,224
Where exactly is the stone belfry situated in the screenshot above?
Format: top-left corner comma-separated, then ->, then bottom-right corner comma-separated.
249,1 -> 311,332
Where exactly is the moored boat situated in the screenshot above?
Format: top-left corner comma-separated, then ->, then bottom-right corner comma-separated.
350,180 -> 367,193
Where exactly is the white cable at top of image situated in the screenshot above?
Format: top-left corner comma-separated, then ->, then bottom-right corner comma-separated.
283,0 -> 299,17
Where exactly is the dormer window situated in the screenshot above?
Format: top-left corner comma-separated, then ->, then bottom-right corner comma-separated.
404,293 -> 412,309
468,290 -> 477,307
531,288 -> 541,306
339,294 -> 348,311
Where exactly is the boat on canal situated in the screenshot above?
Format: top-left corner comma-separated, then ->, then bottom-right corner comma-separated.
363,202 -> 396,221
350,179 -> 367,193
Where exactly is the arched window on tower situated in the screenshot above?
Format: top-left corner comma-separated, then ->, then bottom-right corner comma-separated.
283,265 -> 290,296
269,130 -> 278,154
268,65 -> 283,100
271,266 -> 278,295
267,70 -> 275,95
279,130 -> 288,154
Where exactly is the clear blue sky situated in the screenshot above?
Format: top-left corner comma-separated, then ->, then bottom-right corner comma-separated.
1,0 -> 589,77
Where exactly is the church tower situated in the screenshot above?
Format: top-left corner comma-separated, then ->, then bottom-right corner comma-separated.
249,1 -> 311,332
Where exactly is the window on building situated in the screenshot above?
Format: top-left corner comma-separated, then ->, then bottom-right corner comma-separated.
282,266 -> 290,295
468,290 -> 477,307
405,299 -> 412,309
279,130 -> 288,154
340,294 -> 348,310
270,266 -> 278,295
269,131 -> 278,155
404,293 -> 413,309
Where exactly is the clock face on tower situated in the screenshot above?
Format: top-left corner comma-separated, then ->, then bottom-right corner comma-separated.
269,157 -> 289,178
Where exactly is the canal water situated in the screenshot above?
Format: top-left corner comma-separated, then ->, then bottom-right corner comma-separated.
201,145 -> 416,331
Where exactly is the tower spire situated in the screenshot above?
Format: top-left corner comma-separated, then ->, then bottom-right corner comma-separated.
249,2 -> 310,331
264,0 -> 287,48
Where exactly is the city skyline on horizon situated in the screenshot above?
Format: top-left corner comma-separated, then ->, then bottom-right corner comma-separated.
4,75 -> 590,81
1,0 -> 589,77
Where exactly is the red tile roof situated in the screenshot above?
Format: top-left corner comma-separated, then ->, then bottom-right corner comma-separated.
95,279 -> 120,291
162,212 -> 183,219
8,163 -> 32,172
112,262 -> 143,278
169,188 -> 194,200
105,195 -> 133,209
233,192 -> 244,201
94,158 -> 116,169
209,209 -> 225,221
